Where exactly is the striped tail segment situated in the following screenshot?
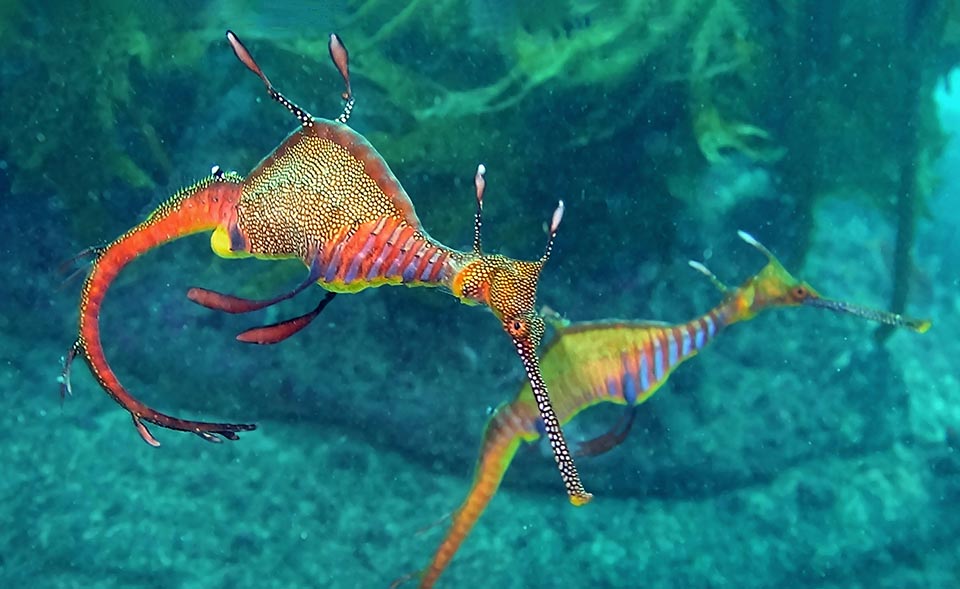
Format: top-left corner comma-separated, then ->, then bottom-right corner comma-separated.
586,308 -> 730,410
314,216 -> 456,293
529,307 -> 731,429
66,175 -> 257,446
413,402 -> 538,589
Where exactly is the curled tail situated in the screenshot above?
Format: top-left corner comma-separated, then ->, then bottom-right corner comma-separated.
63,173 -> 257,446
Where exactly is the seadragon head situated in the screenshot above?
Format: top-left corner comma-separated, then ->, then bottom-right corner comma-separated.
451,166 -> 590,505
450,165 -> 564,351
689,230 -> 931,332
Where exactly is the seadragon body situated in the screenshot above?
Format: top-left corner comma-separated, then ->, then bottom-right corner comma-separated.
402,231 -> 931,588
63,32 -> 591,505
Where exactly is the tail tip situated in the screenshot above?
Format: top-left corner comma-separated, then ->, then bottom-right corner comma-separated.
570,492 -> 593,507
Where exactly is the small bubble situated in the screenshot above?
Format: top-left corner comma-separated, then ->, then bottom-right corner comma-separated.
36,132 -> 46,143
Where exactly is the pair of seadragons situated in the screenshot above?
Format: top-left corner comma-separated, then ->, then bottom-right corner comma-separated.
62,31 -> 931,589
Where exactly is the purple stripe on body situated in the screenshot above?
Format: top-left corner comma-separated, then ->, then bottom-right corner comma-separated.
343,261 -> 361,284
323,242 -> 345,282
623,354 -> 639,405
385,235 -> 416,278
402,244 -> 427,282
366,225 -> 404,280
652,336 -> 664,380
366,250 -> 389,280
534,417 -> 546,436
666,330 -> 678,366
344,231 -> 379,284
419,250 -> 440,281
402,263 -> 418,282
639,348 -> 650,391
606,375 -> 621,398
695,322 -> 706,349
681,326 -> 692,356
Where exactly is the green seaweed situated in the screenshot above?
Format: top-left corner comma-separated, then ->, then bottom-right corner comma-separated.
1,2 -> 214,241
6,0 -> 956,269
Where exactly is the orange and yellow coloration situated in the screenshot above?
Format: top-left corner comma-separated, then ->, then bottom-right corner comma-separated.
398,231 -> 930,588
62,31 -> 591,505
63,174 -> 249,445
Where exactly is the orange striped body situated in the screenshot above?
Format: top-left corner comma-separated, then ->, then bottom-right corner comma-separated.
309,216 -> 457,293
414,305 -> 732,588
533,310 -> 728,422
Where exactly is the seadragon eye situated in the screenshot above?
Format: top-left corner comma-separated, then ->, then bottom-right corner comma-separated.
792,286 -> 808,301
506,318 -> 528,338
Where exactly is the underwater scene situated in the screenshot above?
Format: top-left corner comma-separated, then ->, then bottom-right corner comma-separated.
1,1 -> 959,587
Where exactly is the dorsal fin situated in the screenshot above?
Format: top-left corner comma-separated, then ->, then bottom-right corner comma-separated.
243,123 -> 424,235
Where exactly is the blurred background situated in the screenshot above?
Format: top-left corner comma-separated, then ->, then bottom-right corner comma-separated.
1,1 -> 958,587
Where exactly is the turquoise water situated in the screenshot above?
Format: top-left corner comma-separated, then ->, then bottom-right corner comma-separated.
1,3 -> 957,588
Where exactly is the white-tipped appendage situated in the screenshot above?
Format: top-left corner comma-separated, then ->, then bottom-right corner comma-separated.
550,200 -> 565,234
737,229 -> 776,261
